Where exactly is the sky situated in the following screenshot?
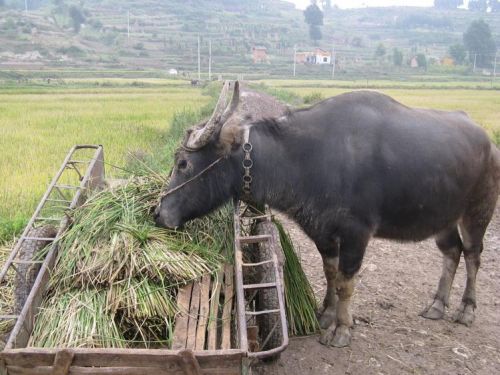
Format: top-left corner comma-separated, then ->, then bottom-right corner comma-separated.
288,0 -> 435,9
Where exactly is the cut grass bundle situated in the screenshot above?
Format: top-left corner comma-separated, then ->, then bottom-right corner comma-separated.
107,278 -> 177,320
52,175 -> 226,290
274,220 -> 319,336
29,290 -> 125,348
31,174 -> 234,349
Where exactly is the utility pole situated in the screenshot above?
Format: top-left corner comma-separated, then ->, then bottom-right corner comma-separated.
293,45 -> 297,77
127,11 -> 130,41
473,53 -> 477,73
331,46 -> 336,79
25,0 -> 28,15
197,34 -> 201,80
208,39 -> 212,81
493,52 -> 497,80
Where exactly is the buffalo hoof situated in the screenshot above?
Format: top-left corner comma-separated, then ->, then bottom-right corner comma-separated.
318,308 -> 336,330
319,325 -> 351,348
420,299 -> 445,320
454,302 -> 475,327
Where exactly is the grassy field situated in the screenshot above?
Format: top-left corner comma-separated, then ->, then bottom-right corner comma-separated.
0,82 -> 209,242
1,78 -> 499,243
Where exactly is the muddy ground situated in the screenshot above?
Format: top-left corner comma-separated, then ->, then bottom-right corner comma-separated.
255,206 -> 500,375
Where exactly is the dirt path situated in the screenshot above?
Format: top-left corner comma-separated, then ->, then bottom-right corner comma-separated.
255,206 -> 500,375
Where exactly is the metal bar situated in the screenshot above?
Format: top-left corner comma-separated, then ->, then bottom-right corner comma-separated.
22,237 -> 55,242
0,145 -> 80,285
67,160 -> 89,164
233,201 -> 249,353
242,260 -> 273,267
237,235 -> 271,244
245,214 -> 271,221
12,260 -> 43,265
6,145 -> 104,349
242,282 -> 277,290
53,184 -> 80,190
67,163 -> 83,181
0,315 -> 18,320
45,199 -> 72,204
245,309 -> 280,316
53,187 -> 68,200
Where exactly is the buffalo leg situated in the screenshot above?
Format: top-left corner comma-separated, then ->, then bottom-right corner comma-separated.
453,177 -> 498,326
454,219 -> 486,326
421,227 -> 462,320
318,255 -> 338,329
320,230 -> 369,348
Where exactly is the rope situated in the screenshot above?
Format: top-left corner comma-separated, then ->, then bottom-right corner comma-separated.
160,157 -> 224,198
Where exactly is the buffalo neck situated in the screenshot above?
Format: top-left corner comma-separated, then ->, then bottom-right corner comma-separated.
240,122 -> 310,215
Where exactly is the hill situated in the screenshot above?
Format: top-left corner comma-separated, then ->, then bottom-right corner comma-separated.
0,0 -> 499,79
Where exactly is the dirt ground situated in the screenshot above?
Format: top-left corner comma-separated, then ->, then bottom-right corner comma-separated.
254,205 -> 500,375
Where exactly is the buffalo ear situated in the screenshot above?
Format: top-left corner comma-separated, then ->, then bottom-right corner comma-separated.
218,120 -> 245,153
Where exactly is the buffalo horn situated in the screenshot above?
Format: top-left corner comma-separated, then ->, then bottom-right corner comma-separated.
185,80 -> 232,149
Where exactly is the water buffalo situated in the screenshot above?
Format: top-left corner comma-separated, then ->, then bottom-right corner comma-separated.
155,81 -> 500,347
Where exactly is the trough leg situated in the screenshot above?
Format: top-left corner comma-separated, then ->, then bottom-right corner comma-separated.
421,227 -> 462,320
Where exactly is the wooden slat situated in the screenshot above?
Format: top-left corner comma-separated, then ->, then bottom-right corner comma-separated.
179,349 -> 202,375
221,265 -> 234,350
172,283 -> 193,350
237,235 -> 271,244
1,348 -> 244,368
5,367 -> 241,375
195,275 -> 211,350
6,367 -> 182,375
53,349 -> 74,375
207,269 -> 223,350
186,282 -> 201,350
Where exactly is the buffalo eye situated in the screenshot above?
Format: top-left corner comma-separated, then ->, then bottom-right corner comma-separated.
177,159 -> 187,170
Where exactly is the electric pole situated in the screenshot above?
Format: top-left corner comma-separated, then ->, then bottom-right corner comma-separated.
197,35 -> 201,80
473,53 -> 477,73
293,45 -> 297,77
493,52 -> 497,80
331,46 -> 336,79
208,39 -> 212,81
127,11 -> 130,40
25,0 -> 28,15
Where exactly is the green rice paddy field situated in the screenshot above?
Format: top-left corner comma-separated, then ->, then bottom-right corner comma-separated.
1,79 -> 499,243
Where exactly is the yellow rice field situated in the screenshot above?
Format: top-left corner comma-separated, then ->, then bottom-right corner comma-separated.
0,84 -> 208,222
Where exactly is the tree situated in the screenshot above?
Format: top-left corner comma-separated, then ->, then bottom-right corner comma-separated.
463,19 -> 497,67
375,43 -> 386,58
490,0 -> 500,12
304,1 -> 323,44
392,48 -> 403,66
69,5 -> 85,33
434,0 -> 463,8
309,25 -> 322,42
449,44 -> 466,64
468,0 -> 488,11
416,53 -> 427,70
321,0 -> 332,12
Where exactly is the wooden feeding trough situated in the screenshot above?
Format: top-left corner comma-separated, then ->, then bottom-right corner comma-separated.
0,82 -> 290,374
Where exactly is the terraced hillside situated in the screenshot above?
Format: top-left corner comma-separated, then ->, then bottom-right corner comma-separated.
0,1 -> 499,78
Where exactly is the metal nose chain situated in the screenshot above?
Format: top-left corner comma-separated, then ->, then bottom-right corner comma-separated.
242,127 -> 253,199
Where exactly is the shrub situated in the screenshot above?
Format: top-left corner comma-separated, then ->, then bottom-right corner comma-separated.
303,92 -> 324,105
